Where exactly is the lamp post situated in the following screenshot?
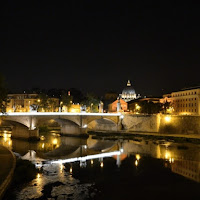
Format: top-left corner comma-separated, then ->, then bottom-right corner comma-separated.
60,101 -> 63,112
90,103 -> 93,113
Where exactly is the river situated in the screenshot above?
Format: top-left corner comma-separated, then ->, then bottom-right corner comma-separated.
1,130 -> 200,199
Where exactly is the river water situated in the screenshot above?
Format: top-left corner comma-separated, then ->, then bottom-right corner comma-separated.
1,131 -> 200,200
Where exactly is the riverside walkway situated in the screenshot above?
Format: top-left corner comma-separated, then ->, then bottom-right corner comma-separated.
0,145 -> 16,200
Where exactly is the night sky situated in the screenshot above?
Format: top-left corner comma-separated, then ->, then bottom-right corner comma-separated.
0,1 -> 200,97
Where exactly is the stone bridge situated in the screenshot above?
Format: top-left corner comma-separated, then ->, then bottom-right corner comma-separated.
0,112 -> 122,139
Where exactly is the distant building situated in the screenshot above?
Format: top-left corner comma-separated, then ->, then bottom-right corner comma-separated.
68,104 -> 81,113
108,99 -> 128,112
7,93 -> 39,112
161,86 -> 200,115
160,94 -> 172,104
119,80 -> 140,102
6,93 -> 59,112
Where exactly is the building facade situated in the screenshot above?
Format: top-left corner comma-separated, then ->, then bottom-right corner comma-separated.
161,87 -> 200,115
6,94 -> 39,112
6,93 -> 59,112
108,99 -> 128,112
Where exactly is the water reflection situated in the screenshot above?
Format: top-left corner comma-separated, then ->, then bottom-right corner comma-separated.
0,131 -> 200,199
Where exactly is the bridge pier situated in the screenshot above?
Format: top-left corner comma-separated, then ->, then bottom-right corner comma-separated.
61,124 -> 88,136
12,126 -> 39,140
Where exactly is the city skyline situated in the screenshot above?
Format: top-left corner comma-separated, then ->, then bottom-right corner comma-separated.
1,2 -> 200,96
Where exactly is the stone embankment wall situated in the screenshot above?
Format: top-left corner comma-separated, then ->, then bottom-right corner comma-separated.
159,115 -> 200,135
122,114 -> 160,133
0,146 -> 16,200
122,114 -> 200,135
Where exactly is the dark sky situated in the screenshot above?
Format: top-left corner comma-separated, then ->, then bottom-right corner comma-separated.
0,1 -> 200,97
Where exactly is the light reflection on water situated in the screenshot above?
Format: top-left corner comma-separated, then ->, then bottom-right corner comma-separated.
1,131 -> 200,199
16,163 -> 92,200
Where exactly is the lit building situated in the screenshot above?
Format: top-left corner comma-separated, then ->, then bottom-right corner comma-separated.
6,93 -> 59,112
69,104 -> 81,113
161,87 -> 200,115
6,93 -> 39,112
108,99 -> 128,112
119,80 -> 140,102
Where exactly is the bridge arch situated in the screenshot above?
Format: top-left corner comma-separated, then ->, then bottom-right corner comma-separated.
0,120 -> 38,139
87,118 -> 118,132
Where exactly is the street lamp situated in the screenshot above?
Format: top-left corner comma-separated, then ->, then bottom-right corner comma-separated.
60,101 -> 63,112
90,103 -> 93,113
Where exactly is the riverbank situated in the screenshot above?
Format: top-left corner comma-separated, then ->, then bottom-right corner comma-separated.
0,145 -> 16,200
88,130 -> 200,143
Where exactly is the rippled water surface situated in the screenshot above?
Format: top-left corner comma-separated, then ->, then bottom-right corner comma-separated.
1,131 -> 200,199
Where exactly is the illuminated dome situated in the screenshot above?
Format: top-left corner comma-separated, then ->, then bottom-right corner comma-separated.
121,80 -> 137,102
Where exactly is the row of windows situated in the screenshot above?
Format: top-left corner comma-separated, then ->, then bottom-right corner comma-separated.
173,98 -> 197,102
176,103 -> 197,107
174,109 -> 197,112
172,91 -> 197,97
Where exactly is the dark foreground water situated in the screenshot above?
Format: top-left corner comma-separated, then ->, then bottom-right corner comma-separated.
1,131 -> 200,200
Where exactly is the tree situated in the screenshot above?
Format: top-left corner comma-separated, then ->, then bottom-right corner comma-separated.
81,93 -> 100,113
135,101 -> 162,114
37,93 -> 49,112
68,88 -> 84,103
48,98 -> 58,112
0,74 -> 7,113
61,92 -> 73,108
162,100 -> 171,114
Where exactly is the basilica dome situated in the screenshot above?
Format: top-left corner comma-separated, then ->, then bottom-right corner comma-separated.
121,80 -> 137,102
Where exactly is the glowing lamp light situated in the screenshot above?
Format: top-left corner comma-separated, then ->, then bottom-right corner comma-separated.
136,154 -> 141,160
165,116 -> 171,123
100,162 -> 104,168
53,138 -> 58,145
70,166 -> 73,174
42,143 -> 45,149
165,151 -> 171,159
91,159 -> 93,165
135,160 -> 138,167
